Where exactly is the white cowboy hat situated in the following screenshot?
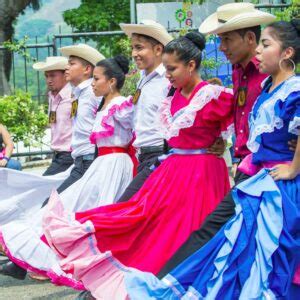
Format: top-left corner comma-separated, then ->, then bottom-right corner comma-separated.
33,56 -> 68,72
59,44 -> 105,66
199,3 -> 276,35
120,20 -> 173,46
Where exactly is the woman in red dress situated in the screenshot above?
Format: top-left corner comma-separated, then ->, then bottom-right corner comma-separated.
43,32 -> 234,299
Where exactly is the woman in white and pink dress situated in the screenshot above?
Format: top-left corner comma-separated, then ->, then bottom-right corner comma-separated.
0,55 -> 136,287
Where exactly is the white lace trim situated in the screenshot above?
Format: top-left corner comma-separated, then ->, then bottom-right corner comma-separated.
289,116 -> 300,135
159,84 -> 233,140
221,123 -> 235,140
260,76 -> 270,89
247,76 -> 300,153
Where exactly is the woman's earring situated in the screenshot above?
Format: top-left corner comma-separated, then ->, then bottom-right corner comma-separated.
189,70 -> 192,77
279,58 -> 296,73
109,84 -> 113,93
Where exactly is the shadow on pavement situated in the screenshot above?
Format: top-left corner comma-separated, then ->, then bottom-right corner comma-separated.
32,289 -> 78,300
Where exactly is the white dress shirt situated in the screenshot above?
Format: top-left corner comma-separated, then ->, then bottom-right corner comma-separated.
133,63 -> 169,149
71,78 -> 102,158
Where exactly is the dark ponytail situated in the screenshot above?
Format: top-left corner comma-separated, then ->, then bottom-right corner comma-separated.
267,19 -> 300,64
96,55 -> 130,90
163,31 -> 206,69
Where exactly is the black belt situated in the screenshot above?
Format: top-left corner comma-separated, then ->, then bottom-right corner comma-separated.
53,151 -> 72,156
75,154 -> 95,161
139,145 -> 165,155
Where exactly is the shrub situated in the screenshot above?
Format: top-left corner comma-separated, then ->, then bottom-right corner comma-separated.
0,90 -> 48,146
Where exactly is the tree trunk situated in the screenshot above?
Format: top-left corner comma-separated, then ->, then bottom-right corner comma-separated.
0,31 -> 11,95
0,0 -> 40,95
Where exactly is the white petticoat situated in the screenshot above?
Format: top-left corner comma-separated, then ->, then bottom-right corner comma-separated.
0,153 -> 133,283
0,166 -> 71,221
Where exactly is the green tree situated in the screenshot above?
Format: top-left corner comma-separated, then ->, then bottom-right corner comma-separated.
62,0 -> 199,56
63,0 -> 130,32
275,0 -> 300,21
0,90 -> 48,146
63,0 -> 130,56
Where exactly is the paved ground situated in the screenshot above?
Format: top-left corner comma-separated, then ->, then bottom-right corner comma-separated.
0,165 -> 79,300
0,270 -> 78,300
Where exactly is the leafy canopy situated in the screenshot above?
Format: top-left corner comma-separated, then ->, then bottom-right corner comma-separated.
63,0 -> 130,32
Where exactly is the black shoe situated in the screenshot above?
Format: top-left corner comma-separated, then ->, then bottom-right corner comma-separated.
75,291 -> 95,300
0,261 -> 27,280
0,257 -> 9,265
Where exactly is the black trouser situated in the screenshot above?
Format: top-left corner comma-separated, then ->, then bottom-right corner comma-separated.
42,155 -> 94,207
157,170 -> 250,278
117,150 -> 164,203
43,152 -> 74,176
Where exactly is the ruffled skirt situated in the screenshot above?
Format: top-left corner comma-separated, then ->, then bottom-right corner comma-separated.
43,154 -> 230,298
0,153 -> 133,288
123,169 -> 300,299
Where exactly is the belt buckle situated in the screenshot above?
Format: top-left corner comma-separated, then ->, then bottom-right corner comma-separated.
82,154 -> 94,161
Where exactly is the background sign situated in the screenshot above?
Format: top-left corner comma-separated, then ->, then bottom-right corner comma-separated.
137,0 -> 235,29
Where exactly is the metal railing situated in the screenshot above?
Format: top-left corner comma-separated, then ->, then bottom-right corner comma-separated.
0,38 -> 53,104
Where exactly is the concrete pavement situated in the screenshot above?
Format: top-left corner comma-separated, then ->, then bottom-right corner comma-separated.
0,273 -> 78,300
0,249 -> 79,300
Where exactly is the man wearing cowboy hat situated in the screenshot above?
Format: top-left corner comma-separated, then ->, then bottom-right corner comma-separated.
158,2 -> 277,277
49,43 -> 105,195
33,56 -> 74,176
75,20 -> 173,300
38,44 -> 104,203
116,20 -> 173,202
0,45 -> 105,281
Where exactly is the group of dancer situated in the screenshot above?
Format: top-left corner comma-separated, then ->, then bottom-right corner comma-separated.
0,2 -> 299,299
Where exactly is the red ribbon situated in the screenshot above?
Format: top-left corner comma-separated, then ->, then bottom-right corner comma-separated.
98,146 -> 138,177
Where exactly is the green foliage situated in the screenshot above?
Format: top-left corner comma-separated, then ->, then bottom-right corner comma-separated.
121,68 -> 141,96
115,38 -> 132,58
63,0 -> 130,32
275,0 -> 299,20
0,91 -> 48,146
108,37 -> 138,96
3,36 -> 36,62
201,57 -> 224,80
63,0 -> 131,57
3,36 -> 48,98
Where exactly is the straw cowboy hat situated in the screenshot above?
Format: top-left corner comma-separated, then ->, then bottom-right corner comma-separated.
199,2 -> 276,35
33,56 -> 68,72
120,20 -> 173,46
59,44 -> 105,66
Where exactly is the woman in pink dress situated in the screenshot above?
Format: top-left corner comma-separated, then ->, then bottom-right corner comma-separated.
43,32 -> 234,299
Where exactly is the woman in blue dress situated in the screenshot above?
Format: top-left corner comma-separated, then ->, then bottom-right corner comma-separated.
119,20 -> 300,300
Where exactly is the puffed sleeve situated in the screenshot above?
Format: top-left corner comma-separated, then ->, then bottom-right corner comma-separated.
279,90 -> 300,135
201,84 -> 234,139
90,97 -> 134,144
113,97 -> 134,130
